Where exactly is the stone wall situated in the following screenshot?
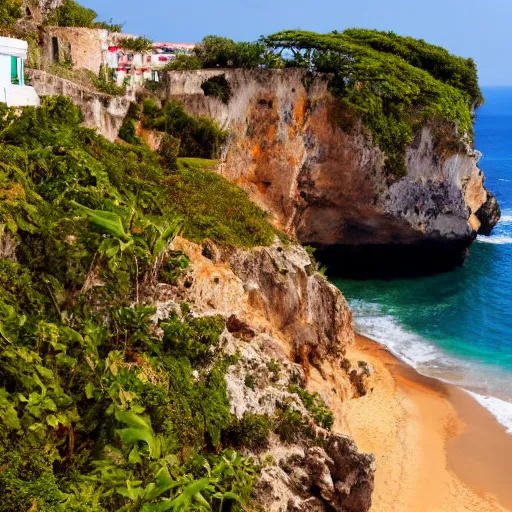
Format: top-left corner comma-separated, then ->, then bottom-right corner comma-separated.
28,69 -> 130,141
41,27 -> 108,74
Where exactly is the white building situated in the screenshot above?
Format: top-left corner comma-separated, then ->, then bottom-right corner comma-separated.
0,36 -> 40,107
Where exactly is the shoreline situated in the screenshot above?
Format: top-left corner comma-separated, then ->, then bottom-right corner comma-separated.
343,334 -> 512,512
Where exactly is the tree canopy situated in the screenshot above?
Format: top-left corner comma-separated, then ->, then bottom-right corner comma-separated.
261,29 -> 480,176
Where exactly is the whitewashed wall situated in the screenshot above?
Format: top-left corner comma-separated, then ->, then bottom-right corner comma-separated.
0,54 -> 11,86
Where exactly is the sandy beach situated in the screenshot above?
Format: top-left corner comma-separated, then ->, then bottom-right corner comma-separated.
341,335 -> 512,512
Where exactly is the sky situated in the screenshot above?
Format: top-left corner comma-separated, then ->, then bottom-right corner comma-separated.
82,0 -> 512,85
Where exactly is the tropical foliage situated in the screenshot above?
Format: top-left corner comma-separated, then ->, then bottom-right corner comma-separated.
140,100 -> 229,160
261,29 -> 479,177
0,96 -> 279,510
46,0 -> 122,31
167,30 -> 480,177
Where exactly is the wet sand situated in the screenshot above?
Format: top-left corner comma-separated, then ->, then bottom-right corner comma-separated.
343,335 -> 512,512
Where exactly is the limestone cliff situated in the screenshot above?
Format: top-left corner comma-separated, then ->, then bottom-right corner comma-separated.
159,69 -> 500,276
152,236 -> 374,511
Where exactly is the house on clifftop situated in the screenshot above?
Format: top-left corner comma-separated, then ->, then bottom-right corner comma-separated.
0,37 -> 40,107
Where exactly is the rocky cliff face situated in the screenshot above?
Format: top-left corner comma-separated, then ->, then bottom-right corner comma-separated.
160,69 -> 500,276
22,0 -> 62,24
151,236 -> 374,510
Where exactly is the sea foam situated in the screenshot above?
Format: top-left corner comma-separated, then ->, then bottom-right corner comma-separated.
350,299 -> 512,435
476,235 -> 512,244
464,391 -> 512,434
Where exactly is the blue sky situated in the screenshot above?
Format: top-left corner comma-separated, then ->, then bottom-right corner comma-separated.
82,0 -> 512,85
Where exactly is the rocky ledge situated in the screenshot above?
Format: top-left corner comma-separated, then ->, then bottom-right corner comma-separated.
151,236 -> 375,510
160,69 -> 500,276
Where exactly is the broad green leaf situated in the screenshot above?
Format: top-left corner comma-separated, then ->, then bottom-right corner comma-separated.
144,466 -> 174,500
46,414 -> 59,427
168,478 -> 211,509
85,382 -> 95,399
71,201 -> 131,242
128,446 -> 142,464
117,480 -> 144,501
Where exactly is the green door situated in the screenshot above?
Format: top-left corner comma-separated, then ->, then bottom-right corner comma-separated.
11,56 -> 19,84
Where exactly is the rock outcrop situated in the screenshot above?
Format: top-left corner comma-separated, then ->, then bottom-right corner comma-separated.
149,236 -> 374,510
22,0 -> 62,24
158,236 -> 354,365
159,69 -> 500,276
253,437 -> 375,512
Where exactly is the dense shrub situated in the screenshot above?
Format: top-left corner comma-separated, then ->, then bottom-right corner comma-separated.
262,29 -> 479,177
201,74 -> 232,104
224,414 -> 272,450
119,36 -> 154,53
118,102 -> 143,145
141,97 -> 160,116
142,99 -> 228,159
342,29 -> 483,107
46,0 -> 122,31
158,133 -> 181,169
46,0 -> 97,27
164,54 -> 203,70
0,0 -> 22,33
167,158 -> 275,247
0,97 -> 270,510
194,35 -> 238,68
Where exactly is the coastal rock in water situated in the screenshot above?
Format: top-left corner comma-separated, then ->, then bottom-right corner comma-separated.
476,191 -> 501,236
159,69 -> 500,276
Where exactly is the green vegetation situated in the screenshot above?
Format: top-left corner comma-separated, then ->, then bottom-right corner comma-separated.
267,359 -> 280,382
194,36 -> 267,69
223,414 -> 272,451
170,158 -> 275,247
94,19 -> 124,33
119,102 -> 143,145
201,75 -> 232,104
163,36 -> 285,72
33,62 -> 125,96
288,385 -> 334,429
119,36 -> 154,53
164,55 -> 203,71
0,0 -> 21,34
342,29 -> 482,107
141,100 -> 229,160
244,375 -> 256,390
46,0 -> 122,31
261,29 -> 480,177
95,65 -> 126,95
0,96 -> 278,510
161,30 -> 479,177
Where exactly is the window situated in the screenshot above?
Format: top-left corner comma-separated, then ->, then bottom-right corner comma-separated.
52,37 -> 59,62
11,56 -> 20,85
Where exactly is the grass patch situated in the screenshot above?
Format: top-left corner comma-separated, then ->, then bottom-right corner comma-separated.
169,158 -> 275,247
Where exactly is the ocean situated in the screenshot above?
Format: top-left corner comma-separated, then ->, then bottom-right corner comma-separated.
332,86 -> 512,433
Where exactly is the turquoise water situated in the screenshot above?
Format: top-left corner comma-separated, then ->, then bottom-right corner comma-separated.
332,87 -> 512,431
